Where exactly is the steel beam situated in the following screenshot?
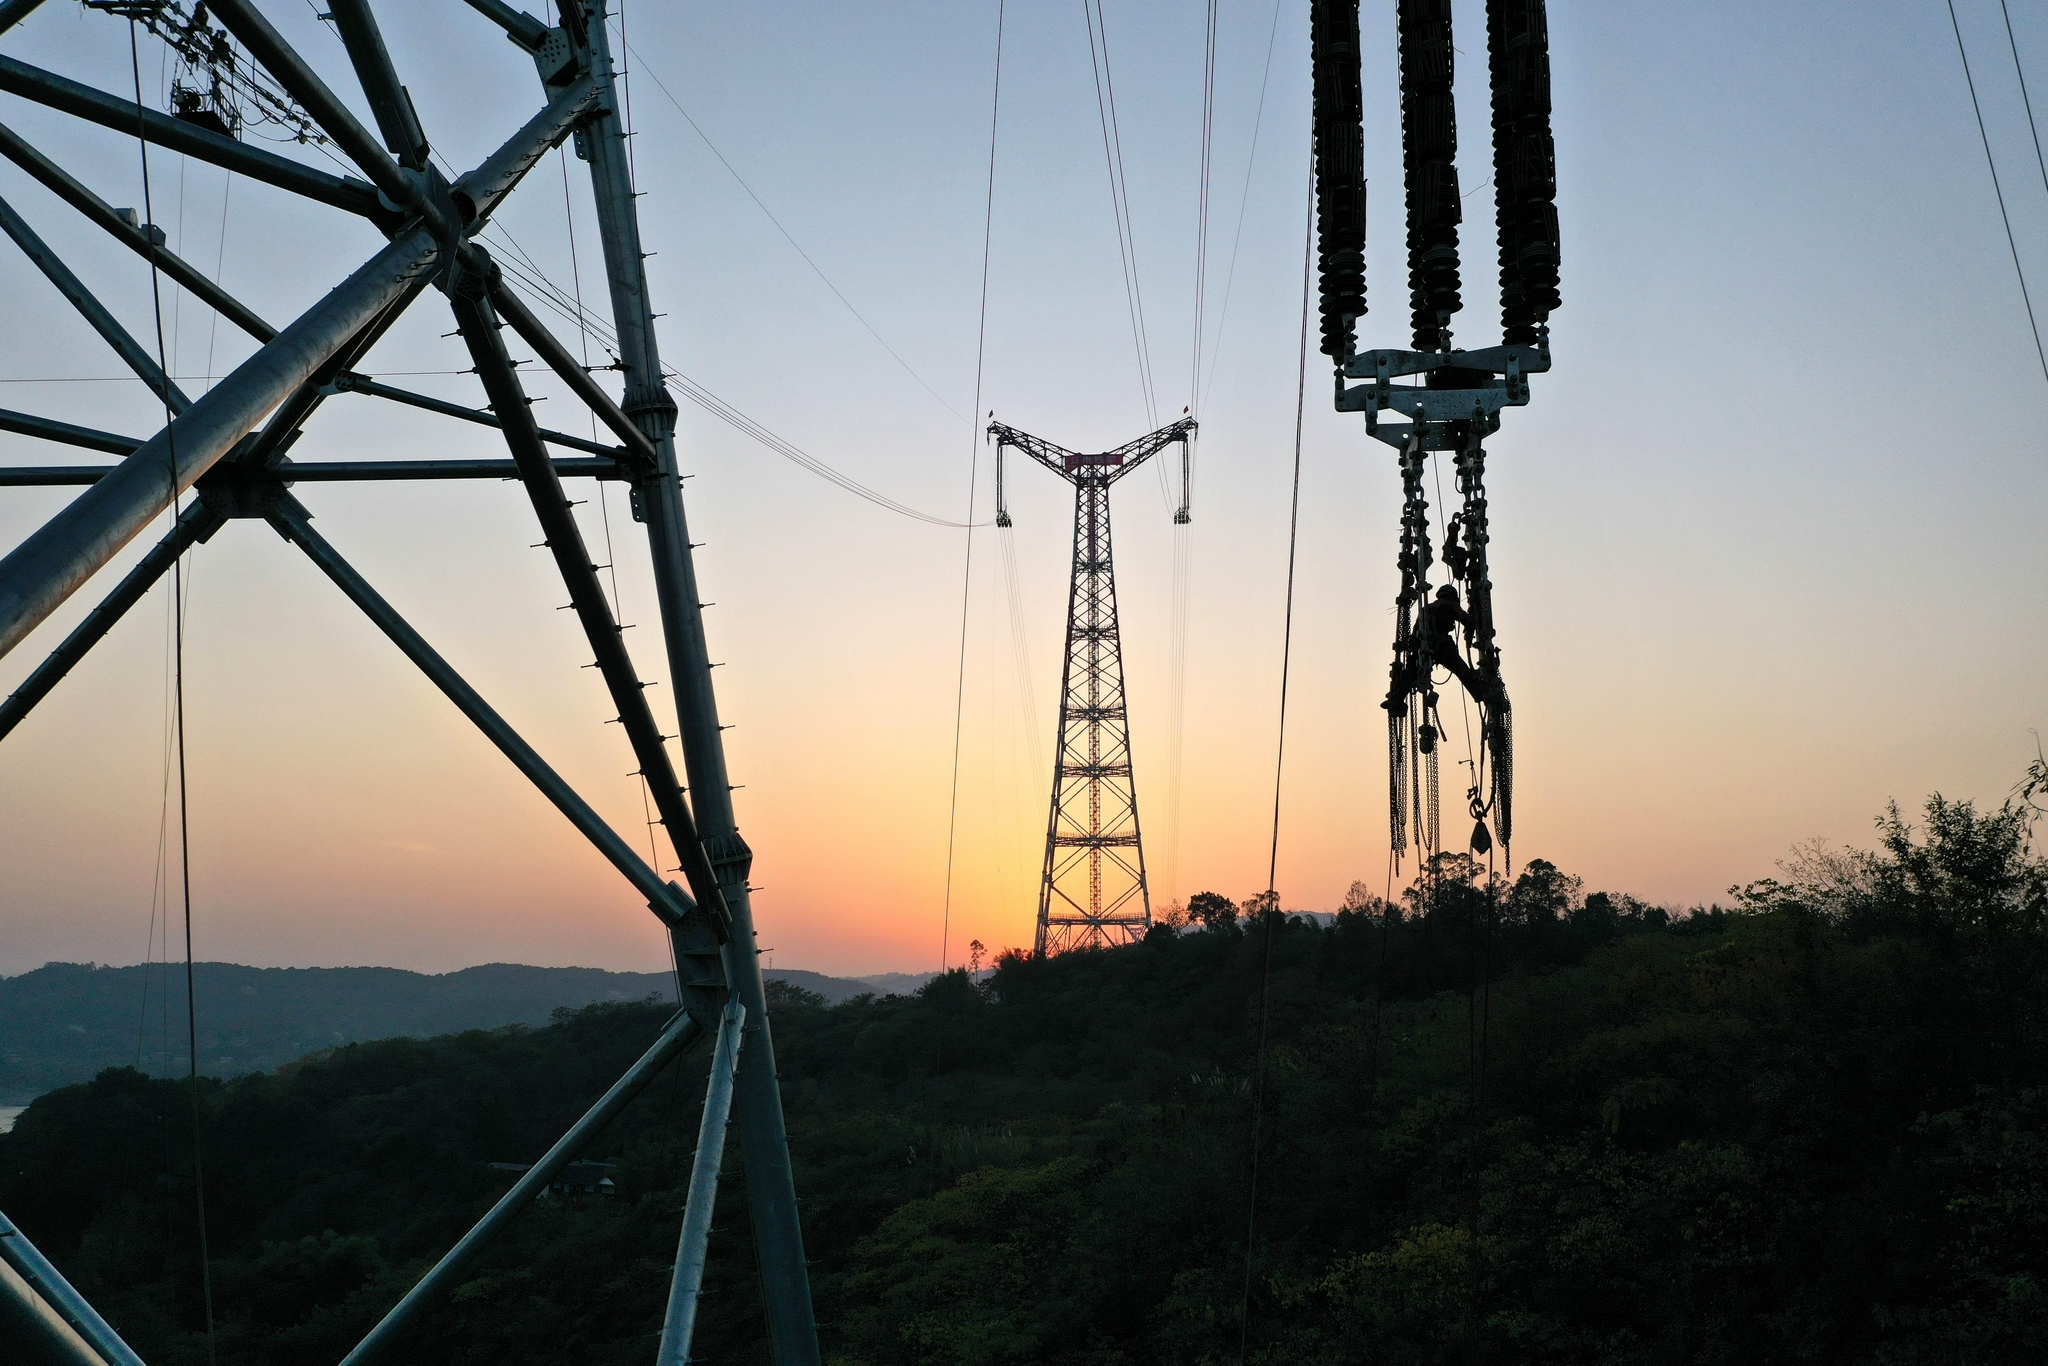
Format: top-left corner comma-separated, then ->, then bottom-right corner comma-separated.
0,223 -> 439,661
338,1008 -> 706,1366
0,1206 -> 148,1366
264,492 -> 690,923
576,7 -> 820,1358
0,499 -> 222,743
0,121 -> 275,342
207,0 -> 421,217
459,0 -> 550,51
485,281 -> 659,475
0,0 -> 49,39
326,0 -> 430,170
451,282 -> 730,935
0,458 -> 627,486
0,191 -> 190,414
657,1000 -> 745,1366
0,55 -> 383,218
326,370 -> 628,458
0,409 -> 139,456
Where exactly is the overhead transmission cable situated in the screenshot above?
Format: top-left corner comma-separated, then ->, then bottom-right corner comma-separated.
1084,0 -> 1162,430
941,0 -> 1007,973
1947,0 -> 2048,388
1999,1 -> 2048,210
620,37 -> 965,423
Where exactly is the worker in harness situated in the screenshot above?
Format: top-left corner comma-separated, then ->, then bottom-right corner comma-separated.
1385,584 -> 1506,714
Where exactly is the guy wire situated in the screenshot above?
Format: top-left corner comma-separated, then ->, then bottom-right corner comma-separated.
129,17 -> 215,1362
1238,158 -> 1314,1366
941,0 -> 1006,972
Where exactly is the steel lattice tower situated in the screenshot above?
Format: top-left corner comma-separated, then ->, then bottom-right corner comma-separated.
989,418 -> 1194,955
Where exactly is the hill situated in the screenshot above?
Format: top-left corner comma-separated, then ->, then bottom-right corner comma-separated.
1,784 -> 2042,1364
0,961 -> 882,1102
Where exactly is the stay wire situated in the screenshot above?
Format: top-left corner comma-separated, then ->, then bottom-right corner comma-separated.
1948,0 -> 2048,388
941,0 -> 1006,973
129,18 -> 215,1363
1083,0 -> 1160,428
1238,161 -> 1314,1366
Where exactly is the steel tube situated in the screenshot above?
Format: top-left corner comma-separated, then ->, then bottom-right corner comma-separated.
265,494 -> 687,922
0,225 -> 439,662
328,371 -> 628,457
0,191 -> 190,415
0,410 -> 139,456
338,1009 -> 706,1366
0,55 -> 383,218
577,8 -> 820,1357
0,1259 -> 108,1366
656,1001 -> 745,1366
0,500 -> 223,743
0,459 -> 621,486
0,1206 -> 148,1366
450,72 -> 599,224
0,121 -> 275,342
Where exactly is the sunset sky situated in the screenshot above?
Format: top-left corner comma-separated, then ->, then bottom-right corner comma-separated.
2,1 -> 2045,981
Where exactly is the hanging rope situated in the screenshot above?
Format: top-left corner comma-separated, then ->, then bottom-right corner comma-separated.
1237,160 -> 1315,1366
125,16 -> 215,1362
940,0 -> 1006,972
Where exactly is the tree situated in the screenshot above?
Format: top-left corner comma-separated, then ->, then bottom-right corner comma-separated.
968,940 -> 986,975
1187,891 -> 1237,932
1505,858 -> 1580,925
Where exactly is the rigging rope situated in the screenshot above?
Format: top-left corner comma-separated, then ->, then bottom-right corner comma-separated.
1947,0 -> 2048,388
1238,161 -> 1315,1366
941,0 -> 1006,973
126,16 -> 215,1361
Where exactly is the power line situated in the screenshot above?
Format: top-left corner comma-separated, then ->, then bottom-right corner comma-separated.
1998,0 -> 2048,202
1948,0 -> 2048,388
619,36 -> 966,423
942,0 -> 1007,973
1084,0 -> 1161,427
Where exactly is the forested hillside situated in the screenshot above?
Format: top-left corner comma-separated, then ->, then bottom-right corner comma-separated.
2,786 -> 2042,1365
0,962 -> 883,1101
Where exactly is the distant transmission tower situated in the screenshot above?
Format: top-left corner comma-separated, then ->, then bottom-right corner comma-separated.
989,418 -> 1195,955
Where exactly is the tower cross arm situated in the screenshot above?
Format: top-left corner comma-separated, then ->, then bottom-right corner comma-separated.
987,415 -> 1195,483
